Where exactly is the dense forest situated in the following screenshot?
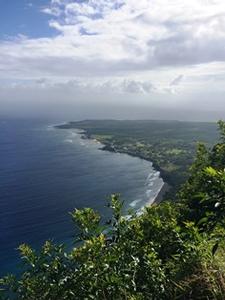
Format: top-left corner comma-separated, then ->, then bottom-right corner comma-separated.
1,121 -> 225,299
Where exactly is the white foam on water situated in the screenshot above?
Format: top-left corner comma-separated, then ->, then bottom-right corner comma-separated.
46,125 -> 54,131
64,139 -> 73,143
146,189 -> 153,198
70,132 -> 78,137
147,173 -> 154,181
80,141 -> 86,146
129,199 -> 142,208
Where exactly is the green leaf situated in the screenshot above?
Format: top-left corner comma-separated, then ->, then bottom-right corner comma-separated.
212,242 -> 219,256
197,217 -> 208,226
205,166 -> 217,177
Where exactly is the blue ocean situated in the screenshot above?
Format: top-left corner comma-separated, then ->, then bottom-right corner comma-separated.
0,118 -> 163,276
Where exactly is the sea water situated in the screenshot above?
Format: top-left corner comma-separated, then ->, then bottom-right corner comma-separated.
0,118 -> 163,276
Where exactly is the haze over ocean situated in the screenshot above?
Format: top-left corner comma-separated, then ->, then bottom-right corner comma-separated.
0,118 -> 163,275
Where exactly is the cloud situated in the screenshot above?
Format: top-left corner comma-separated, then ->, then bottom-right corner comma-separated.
1,76 -> 224,121
121,79 -> 155,94
2,0 -> 225,119
35,78 -> 48,85
41,7 -> 62,17
1,0 -> 225,82
170,75 -> 184,86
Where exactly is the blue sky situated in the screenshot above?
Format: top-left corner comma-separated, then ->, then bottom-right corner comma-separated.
0,0 -> 56,38
0,0 -> 225,121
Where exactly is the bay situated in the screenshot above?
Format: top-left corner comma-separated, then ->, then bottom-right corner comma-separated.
0,118 -> 163,276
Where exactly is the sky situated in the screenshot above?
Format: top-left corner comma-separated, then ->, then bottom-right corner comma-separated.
1,0 -> 225,121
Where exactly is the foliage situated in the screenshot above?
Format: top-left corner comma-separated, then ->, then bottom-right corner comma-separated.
179,133 -> 225,233
1,122 -> 225,299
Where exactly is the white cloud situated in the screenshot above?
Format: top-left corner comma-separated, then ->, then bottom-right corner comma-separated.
41,7 -> 62,17
121,79 -> 155,94
1,0 -> 225,80
1,0 -> 225,118
170,75 -> 184,86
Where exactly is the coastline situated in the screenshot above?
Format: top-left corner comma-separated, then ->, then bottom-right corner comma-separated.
55,124 -> 170,204
152,182 -> 170,205
82,132 -> 170,204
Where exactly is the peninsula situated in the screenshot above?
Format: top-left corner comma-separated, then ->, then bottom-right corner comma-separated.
56,119 -> 218,198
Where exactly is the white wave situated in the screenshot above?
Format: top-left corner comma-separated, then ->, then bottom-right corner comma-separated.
146,189 -> 153,197
146,171 -> 160,184
129,199 -> 142,208
70,132 -> 78,137
136,207 -> 145,216
46,122 -> 67,130
64,139 -> 73,143
46,125 -> 54,131
147,173 -> 154,180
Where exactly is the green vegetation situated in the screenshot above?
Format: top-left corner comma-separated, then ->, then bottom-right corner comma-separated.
57,120 -> 218,196
1,121 -> 225,299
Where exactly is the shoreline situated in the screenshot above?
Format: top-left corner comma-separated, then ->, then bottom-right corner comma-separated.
95,138 -> 171,204
55,124 -> 170,204
79,130 -> 171,204
152,182 -> 170,205
90,135 -> 170,204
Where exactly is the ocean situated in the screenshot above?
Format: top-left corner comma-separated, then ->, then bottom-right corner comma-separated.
0,118 -> 163,276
